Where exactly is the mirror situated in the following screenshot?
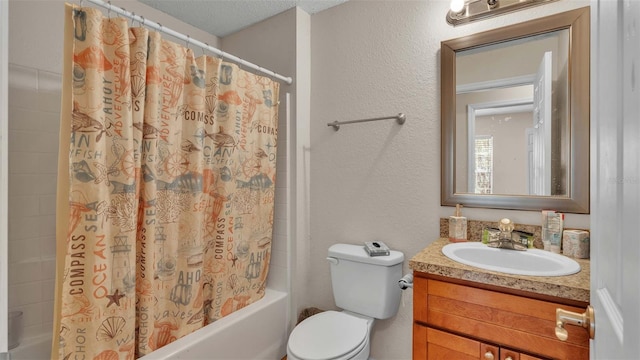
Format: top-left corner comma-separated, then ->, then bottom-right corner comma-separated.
441,7 -> 590,213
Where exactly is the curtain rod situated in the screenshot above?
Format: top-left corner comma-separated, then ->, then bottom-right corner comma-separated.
84,0 -> 293,85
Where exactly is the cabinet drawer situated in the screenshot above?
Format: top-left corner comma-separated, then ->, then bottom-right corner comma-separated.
414,277 -> 589,359
424,325 -> 480,360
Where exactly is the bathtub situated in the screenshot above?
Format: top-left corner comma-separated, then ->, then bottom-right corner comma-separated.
9,333 -> 52,360
141,288 -> 289,360
9,289 -> 289,360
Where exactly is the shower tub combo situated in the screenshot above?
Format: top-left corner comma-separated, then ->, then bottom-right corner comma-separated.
10,289 -> 288,359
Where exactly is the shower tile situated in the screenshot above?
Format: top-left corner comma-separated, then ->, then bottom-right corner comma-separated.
9,64 -> 38,90
37,90 -> 62,114
8,129 -> 38,153
8,107 -> 42,132
9,260 -> 43,285
8,194 -> 39,217
270,248 -> 287,268
8,87 -> 38,110
40,236 -> 57,260
8,215 -> 40,240
9,174 -> 41,195
22,323 -> 45,341
39,195 -> 56,215
15,302 -> 44,328
37,70 -> 62,92
35,174 -> 57,195
266,265 -> 287,292
39,110 -> 62,134
38,215 -> 56,238
41,301 -> 55,324
9,237 -> 41,263
274,218 -> 287,236
9,283 -> 43,307
38,153 -> 59,174
8,152 -> 39,174
34,131 -> 60,154
42,280 -> 55,301
274,191 -> 287,208
41,258 -> 56,282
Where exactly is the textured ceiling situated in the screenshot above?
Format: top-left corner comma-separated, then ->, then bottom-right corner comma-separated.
138,0 -> 348,37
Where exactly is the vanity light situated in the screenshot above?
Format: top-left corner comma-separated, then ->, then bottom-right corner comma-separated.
447,0 -> 558,26
450,0 -> 465,13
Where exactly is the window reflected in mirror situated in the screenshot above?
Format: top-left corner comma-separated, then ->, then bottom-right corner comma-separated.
455,29 -> 569,197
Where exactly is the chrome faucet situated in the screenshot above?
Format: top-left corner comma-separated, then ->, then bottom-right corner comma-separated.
486,218 -> 527,251
486,238 -> 528,251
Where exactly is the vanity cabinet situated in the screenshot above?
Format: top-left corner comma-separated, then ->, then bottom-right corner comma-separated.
412,273 -> 589,360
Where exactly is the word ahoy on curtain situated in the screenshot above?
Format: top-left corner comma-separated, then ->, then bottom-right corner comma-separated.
54,4 -> 281,359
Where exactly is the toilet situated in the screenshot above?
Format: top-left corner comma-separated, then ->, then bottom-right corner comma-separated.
287,243 -> 404,360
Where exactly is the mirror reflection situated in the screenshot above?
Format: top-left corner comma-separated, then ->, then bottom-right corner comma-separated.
455,29 -> 569,196
440,7 -> 590,213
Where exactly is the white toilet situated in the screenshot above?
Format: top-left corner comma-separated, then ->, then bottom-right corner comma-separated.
287,243 -> 404,360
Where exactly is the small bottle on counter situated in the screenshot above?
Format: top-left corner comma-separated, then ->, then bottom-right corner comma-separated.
449,204 -> 467,242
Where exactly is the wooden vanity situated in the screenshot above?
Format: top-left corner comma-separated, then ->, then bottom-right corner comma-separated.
410,238 -> 591,360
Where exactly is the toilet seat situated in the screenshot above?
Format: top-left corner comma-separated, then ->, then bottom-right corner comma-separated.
288,311 -> 369,360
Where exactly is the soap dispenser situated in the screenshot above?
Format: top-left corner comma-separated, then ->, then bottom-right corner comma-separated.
448,204 -> 467,242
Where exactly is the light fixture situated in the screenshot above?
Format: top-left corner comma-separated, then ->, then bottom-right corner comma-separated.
446,0 -> 558,26
450,0 -> 465,13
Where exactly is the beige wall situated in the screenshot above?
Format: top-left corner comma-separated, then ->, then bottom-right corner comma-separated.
309,1 -> 589,359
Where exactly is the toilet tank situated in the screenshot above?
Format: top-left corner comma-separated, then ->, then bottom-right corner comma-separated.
327,243 -> 404,320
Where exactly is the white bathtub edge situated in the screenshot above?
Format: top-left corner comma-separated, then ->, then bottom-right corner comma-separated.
141,288 -> 289,360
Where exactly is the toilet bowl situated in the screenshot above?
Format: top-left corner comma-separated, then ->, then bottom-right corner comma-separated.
286,243 -> 404,360
287,311 -> 374,360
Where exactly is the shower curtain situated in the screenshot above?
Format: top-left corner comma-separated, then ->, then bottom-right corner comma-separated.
53,4 -> 280,359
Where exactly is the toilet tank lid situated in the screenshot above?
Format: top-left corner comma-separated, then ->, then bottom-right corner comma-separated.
328,244 -> 404,266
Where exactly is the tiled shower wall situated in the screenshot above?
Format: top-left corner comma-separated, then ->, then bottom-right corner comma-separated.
8,63 -> 61,340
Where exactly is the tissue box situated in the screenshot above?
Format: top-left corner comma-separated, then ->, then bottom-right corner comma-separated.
562,230 -> 590,258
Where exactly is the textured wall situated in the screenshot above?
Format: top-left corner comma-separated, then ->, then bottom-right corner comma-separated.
309,1 -> 589,359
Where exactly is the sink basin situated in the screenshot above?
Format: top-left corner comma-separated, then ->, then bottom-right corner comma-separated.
442,242 -> 581,276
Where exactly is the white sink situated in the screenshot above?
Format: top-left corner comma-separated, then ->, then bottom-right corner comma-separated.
442,242 -> 581,277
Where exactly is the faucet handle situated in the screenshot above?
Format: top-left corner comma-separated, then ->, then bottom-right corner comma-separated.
499,218 -> 514,232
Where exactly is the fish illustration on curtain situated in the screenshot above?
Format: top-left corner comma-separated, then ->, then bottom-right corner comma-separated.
54,5 -> 280,359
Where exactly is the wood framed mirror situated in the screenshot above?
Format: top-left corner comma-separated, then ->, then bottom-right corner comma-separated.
441,7 -> 590,213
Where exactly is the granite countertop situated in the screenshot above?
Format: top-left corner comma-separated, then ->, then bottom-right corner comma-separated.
409,238 -> 590,303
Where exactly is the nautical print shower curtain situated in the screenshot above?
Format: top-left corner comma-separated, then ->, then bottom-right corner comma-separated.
53,4 -> 280,358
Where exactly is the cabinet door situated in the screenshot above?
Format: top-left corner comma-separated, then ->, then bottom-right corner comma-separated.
425,327 -> 479,360
519,354 -> 544,360
480,343 -> 499,360
500,348 -> 520,360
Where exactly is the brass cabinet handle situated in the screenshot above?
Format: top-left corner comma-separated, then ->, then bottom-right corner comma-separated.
484,351 -> 495,360
555,305 -> 595,341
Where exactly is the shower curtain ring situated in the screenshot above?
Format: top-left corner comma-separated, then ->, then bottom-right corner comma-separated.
107,1 -> 111,17
140,16 -> 145,27
130,12 -> 135,27
203,43 -> 208,56
186,35 -> 191,47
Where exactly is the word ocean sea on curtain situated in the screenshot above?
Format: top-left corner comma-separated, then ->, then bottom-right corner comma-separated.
54,4 -> 280,359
